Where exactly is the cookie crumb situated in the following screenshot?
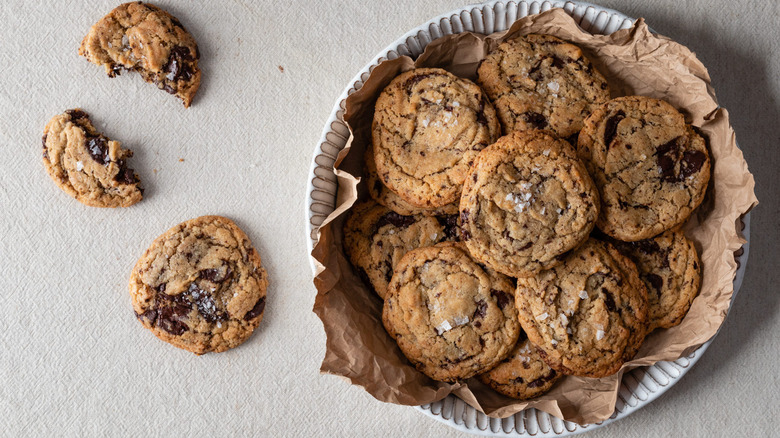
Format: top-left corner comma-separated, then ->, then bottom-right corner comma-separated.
278,65 -> 284,73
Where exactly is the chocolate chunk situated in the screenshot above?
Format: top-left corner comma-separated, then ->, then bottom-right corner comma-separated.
646,273 -> 664,292
244,297 -> 266,321
162,83 -> 176,94
460,229 -> 472,241
527,370 -> 557,388
42,134 -> 48,159
490,289 -> 512,310
135,309 -> 157,325
656,137 -> 684,182
186,283 -> 224,323
164,46 -> 195,83
87,136 -> 109,165
65,109 -> 89,121
603,110 -> 625,146
200,266 -> 230,283
403,72 -> 434,93
512,377 -> 526,384
679,150 -> 706,179
115,166 -> 137,184
155,300 -> 190,335
473,299 -> 487,319
602,290 -> 617,312
375,212 -> 416,231
383,259 -> 393,284
157,283 -> 166,293
522,112 -> 547,129
550,55 -> 568,69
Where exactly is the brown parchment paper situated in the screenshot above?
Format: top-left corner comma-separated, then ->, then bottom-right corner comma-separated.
311,8 -> 758,425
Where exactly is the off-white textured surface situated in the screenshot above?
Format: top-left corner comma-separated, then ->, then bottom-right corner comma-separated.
0,1 -> 775,437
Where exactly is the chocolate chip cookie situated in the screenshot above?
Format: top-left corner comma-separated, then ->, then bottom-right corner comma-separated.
514,238 -> 648,378
477,333 -> 561,400
129,216 -> 268,355
608,228 -> 701,331
477,34 -> 610,139
365,145 -> 459,217
372,68 -> 501,209
382,242 -> 520,382
42,109 -> 142,208
79,2 -> 201,107
343,200 -> 456,299
459,129 -> 599,278
577,96 -> 711,241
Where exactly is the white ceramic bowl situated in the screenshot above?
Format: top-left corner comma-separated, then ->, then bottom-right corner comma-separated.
305,1 -> 750,435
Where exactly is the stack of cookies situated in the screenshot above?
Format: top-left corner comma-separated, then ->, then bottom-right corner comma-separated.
344,34 -> 710,399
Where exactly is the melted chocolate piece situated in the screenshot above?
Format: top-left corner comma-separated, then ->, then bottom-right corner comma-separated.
646,274 -> 664,292
473,299 -> 487,319
135,309 -> 157,325
383,259 -> 393,284
115,166 -> 137,185
522,112 -> 547,129
155,297 -> 191,336
87,136 -> 109,165
679,150 -> 707,179
186,283 -> 225,323
200,266 -> 231,283
602,290 -> 617,313
490,289 -> 512,310
244,297 -> 266,321
403,72 -> 435,93
65,109 -> 89,121
164,46 -> 195,83
603,110 -> 625,146
42,134 -> 48,159
375,212 -> 416,231
656,137 -> 682,182
527,370 -> 557,388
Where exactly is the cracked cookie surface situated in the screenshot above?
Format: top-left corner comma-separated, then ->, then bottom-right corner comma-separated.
129,216 -> 268,355
477,34 -> 610,139
577,96 -> 711,241
365,145 -> 459,217
343,200 -> 457,299
608,228 -> 701,331
382,242 -> 520,382
514,238 -> 648,378
42,109 -> 142,208
372,68 -> 501,209
459,129 -> 599,278
477,332 -> 561,400
79,1 -> 201,107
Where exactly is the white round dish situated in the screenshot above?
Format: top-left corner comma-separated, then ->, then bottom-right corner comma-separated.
305,1 -> 750,436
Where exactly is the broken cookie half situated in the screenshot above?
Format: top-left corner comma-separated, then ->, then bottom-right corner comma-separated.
79,2 -> 201,107
42,109 -> 142,208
